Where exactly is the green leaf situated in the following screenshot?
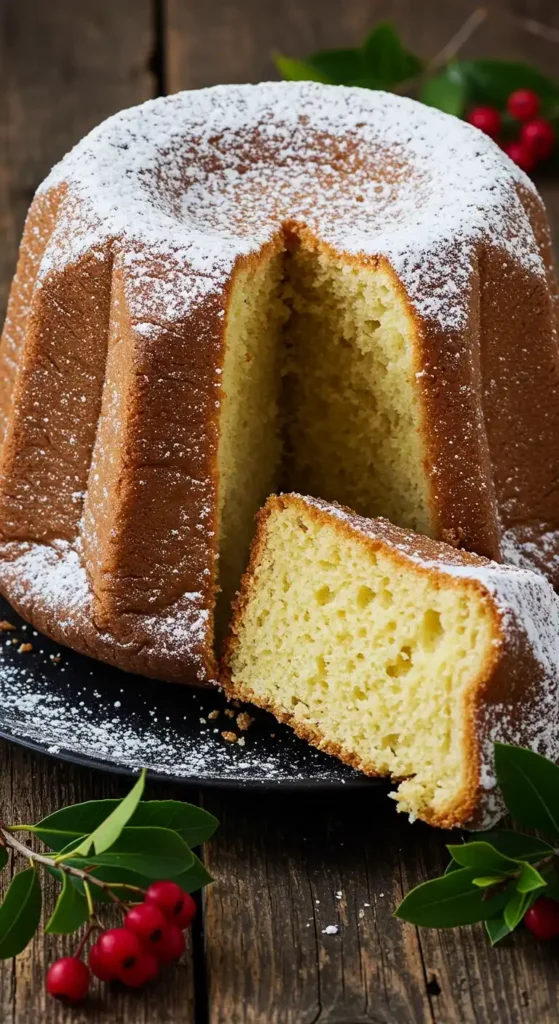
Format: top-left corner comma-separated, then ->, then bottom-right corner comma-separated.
504,890 -> 531,931
516,862 -> 546,894
0,868 -> 42,959
274,55 -> 333,84
494,744 -> 559,838
0,848 -> 8,872
447,841 -> 519,875
67,827 -> 194,879
395,867 -> 510,928
361,23 -> 422,86
175,853 -> 213,894
454,60 -> 559,110
480,830 -> 554,862
485,915 -> 513,946
472,875 -> 507,888
45,874 -> 89,935
68,851 -> 212,905
69,771 -> 146,857
36,796 -> 217,851
420,68 -> 466,116
275,22 -> 422,91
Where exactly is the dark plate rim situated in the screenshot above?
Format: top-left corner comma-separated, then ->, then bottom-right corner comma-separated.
0,725 -> 382,791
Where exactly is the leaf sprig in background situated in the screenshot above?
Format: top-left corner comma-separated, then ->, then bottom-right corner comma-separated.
396,744 -> 559,945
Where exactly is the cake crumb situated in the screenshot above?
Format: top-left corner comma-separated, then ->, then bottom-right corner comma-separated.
236,712 -> 254,731
0,621 -> 16,631
224,709 -> 235,719
208,709 -> 220,721
221,731 -> 237,743
18,643 -> 33,653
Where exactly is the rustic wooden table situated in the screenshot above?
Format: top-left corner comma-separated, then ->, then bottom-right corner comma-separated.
1,1 -> 559,1021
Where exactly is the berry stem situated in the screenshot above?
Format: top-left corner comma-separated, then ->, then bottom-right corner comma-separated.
74,922 -> 95,960
393,7 -> 488,96
0,825 -> 144,906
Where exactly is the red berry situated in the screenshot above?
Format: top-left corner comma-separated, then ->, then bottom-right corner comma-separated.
96,928 -> 144,974
46,957 -> 90,1003
521,118 -> 555,160
88,942 -> 115,982
502,140 -> 537,174
124,903 -> 169,952
507,88 -> 540,121
467,105 -> 502,138
154,923 -> 186,963
119,950 -> 160,988
145,881 -> 196,929
524,896 -> 559,940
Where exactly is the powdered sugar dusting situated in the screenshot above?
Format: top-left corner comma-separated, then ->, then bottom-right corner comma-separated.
39,81 -> 543,333
0,600 -> 368,786
296,493 -> 559,827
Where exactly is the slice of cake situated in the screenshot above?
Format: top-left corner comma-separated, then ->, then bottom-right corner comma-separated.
224,494 -> 559,828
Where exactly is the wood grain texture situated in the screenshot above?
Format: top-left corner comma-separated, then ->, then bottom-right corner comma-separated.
0,0 -> 154,316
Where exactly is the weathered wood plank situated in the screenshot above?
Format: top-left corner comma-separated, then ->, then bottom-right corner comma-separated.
0,0 -> 154,318
202,788 -> 435,1024
165,0 -> 559,92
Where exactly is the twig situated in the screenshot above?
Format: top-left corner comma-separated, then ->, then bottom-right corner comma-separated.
501,11 -> 559,46
0,826 -> 144,905
427,7 -> 489,74
394,8 -> 488,96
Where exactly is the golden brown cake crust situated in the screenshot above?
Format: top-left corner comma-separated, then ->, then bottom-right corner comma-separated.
1,82 -> 559,681
223,495 -> 559,828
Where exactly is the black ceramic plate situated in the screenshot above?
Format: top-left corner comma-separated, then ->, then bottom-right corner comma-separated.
0,596 -> 380,790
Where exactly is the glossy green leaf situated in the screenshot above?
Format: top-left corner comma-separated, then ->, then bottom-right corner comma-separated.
68,770 -> 146,857
0,868 -> 42,959
447,841 -> 519,875
395,867 -> 510,928
504,890 -> 531,931
276,21 -> 422,91
516,862 -> 546,894
472,875 -> 506,889
454,60 -> 559,110
67,827 -> 194,879
361,22 -> 422,85
69,850 -> 212,904
273,55 -> 333,84
36,796 -> 217,851
494,744 -> 559,838
0,848 -> 8,872
420,68 -> 466,116
45,874 -> 89,934
175,853 -> 214,893
485,915 -> 513,946
480,830 -> 554,862
305,49 -> 364,86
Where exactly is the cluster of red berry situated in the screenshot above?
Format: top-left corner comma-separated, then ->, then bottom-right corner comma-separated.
467,88 -> 555,174
46,880 -> 196,1004
524,895 -> 559,941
